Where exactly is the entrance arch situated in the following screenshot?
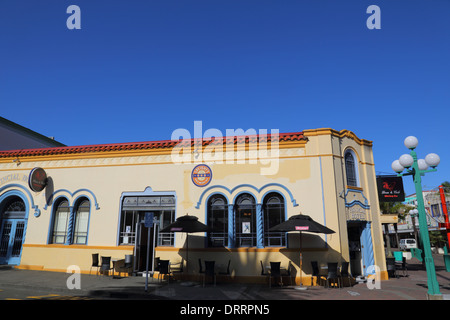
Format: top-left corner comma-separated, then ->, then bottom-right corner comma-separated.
0,191 -> 29,265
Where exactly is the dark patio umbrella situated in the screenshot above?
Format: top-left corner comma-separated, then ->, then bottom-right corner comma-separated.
160,215 -> 211,277
269,214 -> 335,289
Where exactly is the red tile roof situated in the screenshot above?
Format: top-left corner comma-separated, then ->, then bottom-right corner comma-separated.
0,132 -> 306,158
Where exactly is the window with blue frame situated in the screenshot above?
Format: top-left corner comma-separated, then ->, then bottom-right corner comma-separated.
235,193 -> 256,247
73,198 -> 90,245
50,197 -> 90,245
345,150 -> 358,187
263,192 -> 286,247
207,194 -> 228,247
51,198 -> 70,244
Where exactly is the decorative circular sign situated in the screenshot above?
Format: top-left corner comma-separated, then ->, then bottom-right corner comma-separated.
191,164 -> 212,187
28,167 -> 47,192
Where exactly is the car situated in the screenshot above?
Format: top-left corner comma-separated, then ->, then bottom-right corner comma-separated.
399,238 -> 417,250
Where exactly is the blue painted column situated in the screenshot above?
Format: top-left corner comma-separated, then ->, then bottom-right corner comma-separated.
256,204 -> 264,248
228,204 -> 235,248
65,206 -> 75,245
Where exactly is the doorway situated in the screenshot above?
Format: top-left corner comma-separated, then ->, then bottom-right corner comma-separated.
347,222 -> 363,276
0,195 -> 28,265
135,213 -> 158,272
347,221 -> 375,277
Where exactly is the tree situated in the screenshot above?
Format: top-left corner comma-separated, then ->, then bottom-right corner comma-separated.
379,201 -> 411,256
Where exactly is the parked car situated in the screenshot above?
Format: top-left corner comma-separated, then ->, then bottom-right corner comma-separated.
399,238 -> 417,250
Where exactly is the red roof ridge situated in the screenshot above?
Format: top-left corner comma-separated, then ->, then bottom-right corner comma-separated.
0,131 -> 306,158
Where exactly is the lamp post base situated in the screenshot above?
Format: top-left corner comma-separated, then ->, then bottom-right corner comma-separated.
427,293 -> 443,300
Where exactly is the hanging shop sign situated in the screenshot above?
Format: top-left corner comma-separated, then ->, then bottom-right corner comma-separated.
28,167 -> 47,192
191,164 -> 212,187
376,176 -> 405,202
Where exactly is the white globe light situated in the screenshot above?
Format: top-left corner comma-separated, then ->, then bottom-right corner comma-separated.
391,160 -> 405,173
399,154 -> 414,168
417,159 -> 428,171
404,136 -> 419,149
425,153 -> 440,168
413,209 -> 419,214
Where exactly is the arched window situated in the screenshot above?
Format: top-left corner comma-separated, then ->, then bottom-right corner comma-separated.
207,194 -> 228,247
263,192 -> 286,247
2,196 -> 26,219
51,198 -> 70,244
73,198 -> 90,245
345,150 -> 359,187
235,193 -> 256,247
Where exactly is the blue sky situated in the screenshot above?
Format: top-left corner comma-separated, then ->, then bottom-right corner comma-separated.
1,0 -> 449,196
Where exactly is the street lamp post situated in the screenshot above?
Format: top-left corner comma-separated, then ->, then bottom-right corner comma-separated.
408,208 -> 419,245
391,136 -> 442,298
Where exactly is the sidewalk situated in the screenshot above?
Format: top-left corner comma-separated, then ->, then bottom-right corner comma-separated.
1,254 -> 450,300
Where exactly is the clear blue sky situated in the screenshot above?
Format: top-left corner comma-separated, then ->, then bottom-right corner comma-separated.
1,0 -> 449,196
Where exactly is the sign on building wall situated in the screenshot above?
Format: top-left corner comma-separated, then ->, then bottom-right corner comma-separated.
191,164 -> 212,187
376,176 -> 405,202
28,167 -> 47,192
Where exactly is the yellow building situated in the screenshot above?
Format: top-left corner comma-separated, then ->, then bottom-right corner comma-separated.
0,128 -> 387,284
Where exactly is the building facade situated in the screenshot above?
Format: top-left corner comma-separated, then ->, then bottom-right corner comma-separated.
0,128 -> 388,283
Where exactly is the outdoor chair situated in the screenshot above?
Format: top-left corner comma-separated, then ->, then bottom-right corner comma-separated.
386,257 -> 397,279
269,261 -> 283,288
203,260 -> 216,287
282,261 -> 294,286
219,259 -> 231,278
340,261 -> 353,287
325,262 -> 341,289
395,257 -> 408,277
170,259 -> 184,279
393,251 -> 403,263
260,260 -> 268,276
100,256 -> 113,277
90,253 -> 100,276
158,259 -> 172,284
119,254 -> 133,277
311,261 -> 323,286
154,257 -> 160,272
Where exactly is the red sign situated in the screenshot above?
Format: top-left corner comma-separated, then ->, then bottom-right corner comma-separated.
28,167 -> 47,192
295,226 -> 309,231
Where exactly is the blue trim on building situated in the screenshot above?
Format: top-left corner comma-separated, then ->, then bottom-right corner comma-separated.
44,188 -> 100,211
0,184 -> 40,217
195,183 -> 298,209
203,186 -> 290,249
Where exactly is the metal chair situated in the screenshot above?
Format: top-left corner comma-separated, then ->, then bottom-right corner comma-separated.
219,259 -> 231,278
395,257 -> 408,277
158,259 -> 171,284
282,261 -> 294,286
203,260 -> 216,287
119,254 -> 133,276
269,261 -> 282,288
325,262 -> 341,289
386,257 -> 397,279
311,261 -> 323,286
260,260 -> 268,276
100,256 -> 113,277
90,253 -> 100,276
198,258 -> 204,274
340,261 -> 353,287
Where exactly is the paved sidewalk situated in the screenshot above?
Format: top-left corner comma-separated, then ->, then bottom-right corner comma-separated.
1,254 -> 450,300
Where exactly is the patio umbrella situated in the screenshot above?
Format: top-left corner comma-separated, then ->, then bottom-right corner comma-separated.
160,215 -> 211,280
269,214 -> 335,289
